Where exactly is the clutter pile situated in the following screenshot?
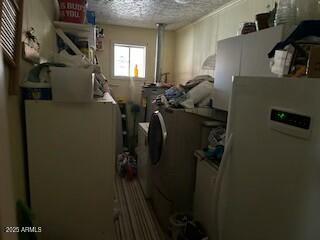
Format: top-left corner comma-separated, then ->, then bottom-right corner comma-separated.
155,75 -> 214,109
269,20 -> 320,78
178,222 -> 208,240
21,50 -> 109,101
203,126 -> 226,166
21,1 -> 109,102
169,213 -> 208,240
118,152 -> 137,180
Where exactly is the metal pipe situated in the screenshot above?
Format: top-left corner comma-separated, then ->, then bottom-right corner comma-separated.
154,23 -> 166,85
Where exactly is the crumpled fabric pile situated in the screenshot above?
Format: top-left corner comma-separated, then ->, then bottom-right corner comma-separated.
180,75 -> 214,91
155,75 -> 214,109
117,152 -> 137,180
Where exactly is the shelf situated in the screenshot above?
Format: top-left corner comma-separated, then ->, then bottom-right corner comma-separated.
54,21 -> 93,33
54,21 -> 96,50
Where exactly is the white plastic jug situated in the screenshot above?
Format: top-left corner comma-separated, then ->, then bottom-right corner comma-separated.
275,0 -> 297,25
275,0 -> 320,25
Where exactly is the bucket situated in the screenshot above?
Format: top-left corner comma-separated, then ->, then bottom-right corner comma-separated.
169,213 -> 193,240
58,0 -> 87,24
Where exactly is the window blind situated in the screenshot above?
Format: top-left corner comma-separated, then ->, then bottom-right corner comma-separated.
1,0 -> 20,64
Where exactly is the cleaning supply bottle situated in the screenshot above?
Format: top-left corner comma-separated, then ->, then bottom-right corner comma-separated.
134,64 -> 139,78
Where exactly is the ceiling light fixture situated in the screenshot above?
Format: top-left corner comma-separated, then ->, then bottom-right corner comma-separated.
175,0 -> 192,4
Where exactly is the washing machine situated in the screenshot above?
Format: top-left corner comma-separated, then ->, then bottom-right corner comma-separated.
148,108 -> 214,229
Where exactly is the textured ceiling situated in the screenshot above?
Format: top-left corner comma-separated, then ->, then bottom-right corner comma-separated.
87,0 -> 231,30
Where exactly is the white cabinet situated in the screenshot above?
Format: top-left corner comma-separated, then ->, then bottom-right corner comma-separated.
25,95 -> 116,240
137,123 -> 151,198
194,157 -> 218,240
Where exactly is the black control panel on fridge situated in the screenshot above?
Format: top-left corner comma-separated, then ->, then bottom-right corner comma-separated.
271,109 -> 311,130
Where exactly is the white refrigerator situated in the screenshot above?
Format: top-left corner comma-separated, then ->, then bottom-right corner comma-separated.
214,25 -> 293,111
212,76 -> 320,240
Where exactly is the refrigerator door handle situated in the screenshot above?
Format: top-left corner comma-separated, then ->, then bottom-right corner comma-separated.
212,133 -> 233,239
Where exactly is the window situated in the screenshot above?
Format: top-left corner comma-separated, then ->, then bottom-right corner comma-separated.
0,0 -> 21,65
114,43 -> 146,79
0,0 -> 23,94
